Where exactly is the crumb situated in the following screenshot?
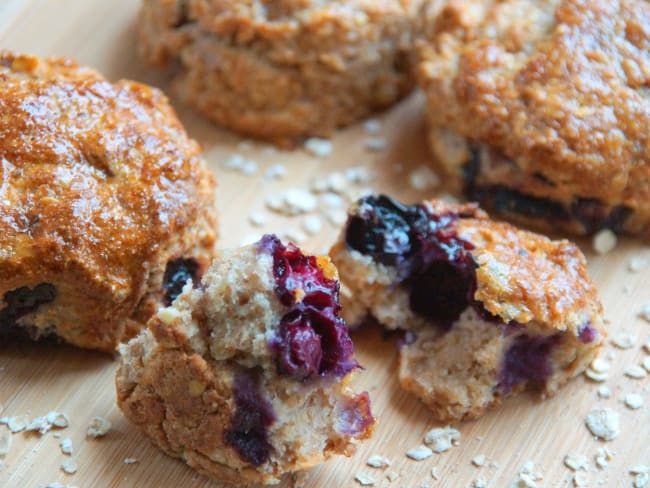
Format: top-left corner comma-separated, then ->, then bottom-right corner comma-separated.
593,229 -> 617,254
364,137 -> 387,151
248,211 -> 266,227
60,458 -> 78,475
472,454 -> 487,467
406,445 -> 433,461
264,164 -> 287,180
221,153 -> 257,175
408,166 -> 440,191
585,408 -> 620,440
423,426 -> 461,453
624,365 -> 648,379
363,119 -> 381,134
611,333 -> 637,349
595,447 -> 614,469
87,416 -> 111,438
564,454 -> 589,471
624,393 -> 644,409
6,415 -> 29,433
304,138 -> 333,158
597,386 -> 611,398
366,455 -> 391,469
311,173 -> 348,194
280,189 -> 318,215
355,473 -> 376,486
302,216 -> 322,236
60,438 -> 73,455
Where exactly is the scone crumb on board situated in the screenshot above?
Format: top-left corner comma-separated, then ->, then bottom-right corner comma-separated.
585,408 -> 620,441
2,415 -> 29,433
593,229 -> 617,254
60,438 -> 73,455
221,153 -> 258,175
424,426 -> 461,453
264,164 -> 287,180
406,445 -> 433,461
595,446 -> 615,469
354,472 -> 377,486
86,417 -> 111,438
366,455 -> 392,468
60,458 -> 78,475
564,454 -> 589,471
624,393 -> 644,409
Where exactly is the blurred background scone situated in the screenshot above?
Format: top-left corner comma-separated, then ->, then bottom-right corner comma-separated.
416,0 -> 650,237
0,52 -> 218,351
116,235 -> 374,485
139,0 -> 417,142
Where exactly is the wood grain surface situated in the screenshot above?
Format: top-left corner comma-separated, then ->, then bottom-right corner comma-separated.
0,2 -> 649,487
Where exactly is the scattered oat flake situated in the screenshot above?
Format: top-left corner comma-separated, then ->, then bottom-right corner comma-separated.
593,229 -> 617,254
625,365 -> 647,379
302,215 -> 322,236
639,303 -> 650,322
0,429 -> 11,457
281,188 -> 318,215
573,472 -> 589,487
366,455 -> 391,468
26,416 -> 51,435
612,333 -> 637,349
625,393 -> 644,409
409,166 -> 440,191
124,458 -> 138,464
6,415 -> 29,433
632,468 -> 650,488
597,385 -> 611,398
364,137 -> 387,151
355,473 -> 376,486
60,437 -> 73,455
585,407 -> 620,441
61,458 -> 78,474
590,358 -> 610,373
472,454 -> 487,467
431,467 -> 440,480
87,416 -> 111,438
564,454 -> 589,471
585,369 -> 608,382
304,138 -> 333,157
472,478 -> 487,488
406,445 -> 433,461
386,471 -> 399,482
423,426 -> 461,453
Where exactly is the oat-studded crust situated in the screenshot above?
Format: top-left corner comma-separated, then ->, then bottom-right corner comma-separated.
0,52 -> 218,351
139,0 -> 416,141
417,0 -> 650,217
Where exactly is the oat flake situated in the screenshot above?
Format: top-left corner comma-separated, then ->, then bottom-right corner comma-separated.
585,407 -> 620,441
366,455 -> 391,468
625,393 -> 644,409
406,445 -> 433,461
564,454 -> 589,471
355,473 -> 376,486
424,426 -> 461,453
611,333 -> 637,349
625,365 -> 647,379
87,416 -> 111,438
61,458 -> 78,475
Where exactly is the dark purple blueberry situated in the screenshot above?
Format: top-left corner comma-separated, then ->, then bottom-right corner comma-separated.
336,391 -> 374,436
0,283 -> 57,339
571,198 -> 631,234
224,369 -> 276,466
162,258 -> 199,306
497,334 -> 560,394
470,185 -> 570,222
577,322 -> 598,344
257,235 -> 358,381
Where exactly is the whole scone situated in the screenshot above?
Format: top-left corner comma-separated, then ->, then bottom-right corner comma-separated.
116,235 -> 374,485
0,52 -> 218,351
331,195 -> 606,421
416,0 -> 650,237
139,0 -> 416,142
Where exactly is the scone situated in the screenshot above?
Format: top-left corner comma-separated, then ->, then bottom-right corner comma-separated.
116,235 -> 374,485
139,0 -> 416,142
416,0 -> 650,237
0,52 -> 218,351
330,195 -> 606,421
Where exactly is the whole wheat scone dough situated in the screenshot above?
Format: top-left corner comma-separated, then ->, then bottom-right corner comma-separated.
331,195 -> 606,421
116,235 -> 374,485
0,52 -> 218,351
139,0 -> 416,142
416,0 -> 650,237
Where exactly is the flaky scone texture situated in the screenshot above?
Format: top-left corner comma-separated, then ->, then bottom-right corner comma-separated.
139,0 -> 416,142
331,197 -> 606,421
116,240 -> 373,485
0,52 -> 218,351
416,0 -> 650,236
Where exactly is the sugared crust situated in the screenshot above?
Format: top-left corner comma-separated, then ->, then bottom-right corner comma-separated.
0,52 -> 218,350
139,0 -> 416,141
416,0 -> 650,230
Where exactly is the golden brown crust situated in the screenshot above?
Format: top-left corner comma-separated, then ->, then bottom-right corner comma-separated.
0,52 -> 218,351
417,0 -> 650,236
139,0 -> 416,141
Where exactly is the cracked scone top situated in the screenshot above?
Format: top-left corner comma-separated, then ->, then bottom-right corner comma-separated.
330,195 -> 606,421
416,0 -> 650,237
138,0 -> 416,142
116,235 -> 374,485
0,52 -> 218,351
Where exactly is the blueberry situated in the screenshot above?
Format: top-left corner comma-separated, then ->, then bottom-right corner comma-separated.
162,258 -> 199,306
0,283 -> 57,339
497,334 -> 560,394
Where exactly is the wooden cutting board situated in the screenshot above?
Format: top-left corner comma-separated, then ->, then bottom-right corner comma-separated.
1,2 -> 648,487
